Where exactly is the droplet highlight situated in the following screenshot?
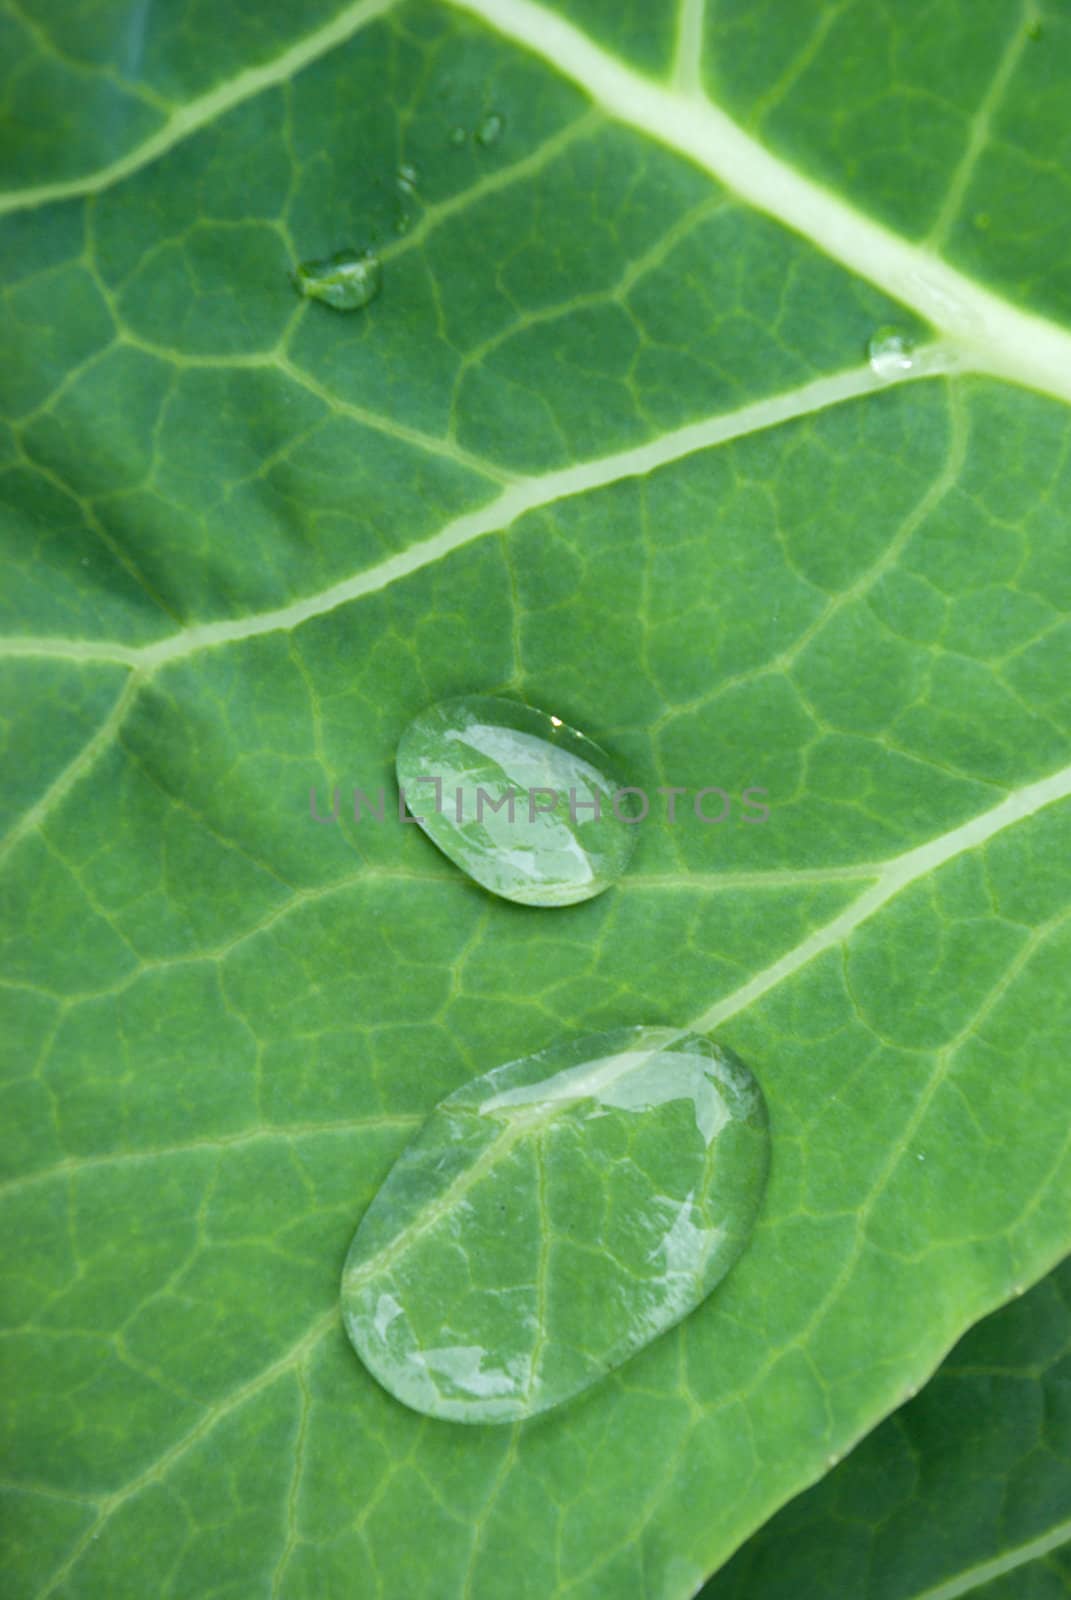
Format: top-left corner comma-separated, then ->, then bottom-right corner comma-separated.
293,249 -> 381,312
868,326 -> 916,380
341,1026 -> 770,1422
476,111 -> 504,147
395,695 -> 639,906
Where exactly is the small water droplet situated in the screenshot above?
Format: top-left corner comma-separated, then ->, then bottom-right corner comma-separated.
1027,18 -> 1042,39
293,249 -> 381,313
449,125 -> 467,147
974,211 -> 992,231
476,111 -> 504,147
868,326 -> 916,380
395,695 -> 639,906
394,210 -> 411,235
341,1026 -> 770,1422
397,162 -> 419,188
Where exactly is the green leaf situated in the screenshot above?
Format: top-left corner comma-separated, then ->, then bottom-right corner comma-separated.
2,1 -> 1070,1597
703,1254 -> 1071,1600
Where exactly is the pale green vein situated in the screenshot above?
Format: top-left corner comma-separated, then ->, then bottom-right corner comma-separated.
0,1117 -> 423,1202
270,1366 -> 312,1600
745,2 -> 849,127
0,670 -> 139,864
272,354 -> 513,484
908,1518 -> 1071,1600
460,1424 -> 525,1600
0,0 -> 400,218
626,865 -> 881,889
690,758 -> 1071,1036
929,0 -> 1041,249
446,0 -> 1071,405
0,355 -> 954,675
673,0 -> 708,95
376,106 -> 602,273
36,1311 -> 338,1600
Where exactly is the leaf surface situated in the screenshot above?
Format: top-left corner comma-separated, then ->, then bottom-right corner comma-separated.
704,1254 -> 1071,1600
2,2 -> 1071,1597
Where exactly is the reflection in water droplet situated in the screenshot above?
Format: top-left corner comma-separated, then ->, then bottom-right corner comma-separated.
395,694 -> 639,906
476,111 -> 504,146
868,326 -> 916,380
341,1026 -> 770,1422
292,249 -> 381,312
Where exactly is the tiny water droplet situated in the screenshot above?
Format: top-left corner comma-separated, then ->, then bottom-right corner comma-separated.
974,211 -> 992,231
397,162 -> 419,188
1027,18 -> 1042,39
395,695 -> 639,906
449,125 -> 467,147
476,111 -> 504,147
394,210 -> 411,235
341,1026 -> 770,1422
293,249 -> 381,312
868,326 -> 916,380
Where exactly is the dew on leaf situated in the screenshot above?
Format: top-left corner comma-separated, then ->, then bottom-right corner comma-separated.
292,249 -> 381,312
449,125 -> 467,146
1026,18 -> 1042,39
395,694 -> 639,906
397,162 -> 419,191
476,111 -> 504,146
341,1026 -> 771,1422
868,326 -> 916,380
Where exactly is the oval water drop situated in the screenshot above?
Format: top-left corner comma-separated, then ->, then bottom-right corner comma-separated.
397,161 -> 419,190
341,1026 -> 770,1422
293,248 -> 381,312
868,326 -> 916,380
476,111 -> 504,146
395,695 -> 639,906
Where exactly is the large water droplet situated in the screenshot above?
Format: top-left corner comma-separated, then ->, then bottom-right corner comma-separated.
868,326 -> 916,380
341,1026 -> 770,1422
476,111 -> 504,147
395,695 -> 639,906
293,249 -> 381,312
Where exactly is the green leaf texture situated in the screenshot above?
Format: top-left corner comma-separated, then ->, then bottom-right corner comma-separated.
704,1253 -> 1071,1600
2,2 -> 1071,1596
